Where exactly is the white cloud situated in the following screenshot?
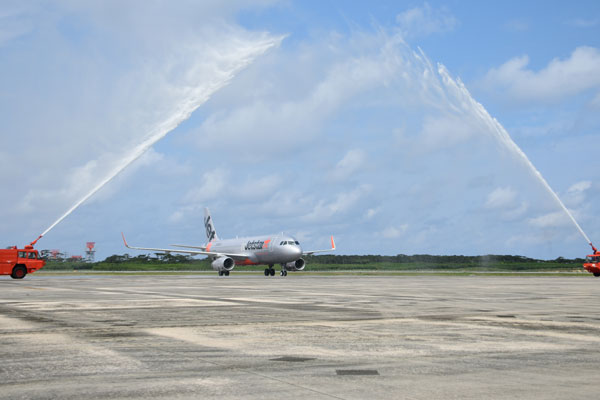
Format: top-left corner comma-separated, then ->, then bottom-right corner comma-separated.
528,211 -> 571,228
195,34 -> 402,159
238,174 -> 283,200
381,225 -> 408,239
485,187 -> 517,209
0,3 -> 34,47
504,19 -> 529,32
565,180 -> 592,206
330,149 -> 366,181
364,208 -> 379,220
568,180 -> 592,193
304,184 -> 371,221
396,2 -> 458,38
480,46 -> 600,103
417,112 -> 483,152
565,18 -> 599,28
184,168 -> 230,203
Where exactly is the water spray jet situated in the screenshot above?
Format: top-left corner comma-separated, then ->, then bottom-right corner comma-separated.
26,35 -> 281,248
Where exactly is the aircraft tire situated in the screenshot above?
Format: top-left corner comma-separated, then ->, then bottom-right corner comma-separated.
269,269 -> 275,276
11,265 -> 27,279
218,271 -> 223,276
264,269 -> 269,276
225,271 -> 230,276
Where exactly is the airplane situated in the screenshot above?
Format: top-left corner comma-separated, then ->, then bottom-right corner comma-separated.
122,208 -> 335,276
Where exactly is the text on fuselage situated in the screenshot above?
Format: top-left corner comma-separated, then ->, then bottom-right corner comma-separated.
245,240 -> 266,250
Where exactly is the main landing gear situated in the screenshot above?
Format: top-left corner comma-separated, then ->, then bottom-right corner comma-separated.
218,270 -> 230,276
264,264 -> 288,277
264,265 -> 275,276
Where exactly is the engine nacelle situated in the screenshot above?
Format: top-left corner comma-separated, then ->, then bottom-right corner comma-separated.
284,258 -> 305,271
211,257 -> 235,272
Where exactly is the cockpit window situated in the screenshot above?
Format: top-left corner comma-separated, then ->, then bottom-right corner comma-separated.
294,241 -> 300,245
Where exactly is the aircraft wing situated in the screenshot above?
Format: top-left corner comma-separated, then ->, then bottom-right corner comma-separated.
169,244 -> 208,250
122,233 -> 247,258
303,236 -> 336,256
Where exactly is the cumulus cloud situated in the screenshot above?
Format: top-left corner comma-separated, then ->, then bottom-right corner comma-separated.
417,112 -> 483,152
0,3 -> 34,46
483,187 -> 530,220
183,168 -> 230,204
238,174 -> 283,200
528,211 -> 571,228
396,2 -> 458,38
195,34 -> 404,158
485,187 -> 517,209
364,208 -> 379,220
381,225 -> 408,239
479,46 -> 600,103
304,184 -> 372,221
504,19 -> 529,32
330,149 -> 366,181
565,18 -> 599,28
565,180 -> 592,206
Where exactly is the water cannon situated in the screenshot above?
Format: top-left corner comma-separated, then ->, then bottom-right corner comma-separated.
591,242 -> 599,255
29,234 -> 43,247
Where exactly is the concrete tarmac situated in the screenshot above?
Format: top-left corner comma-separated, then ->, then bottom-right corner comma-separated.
1,274 -> 600,399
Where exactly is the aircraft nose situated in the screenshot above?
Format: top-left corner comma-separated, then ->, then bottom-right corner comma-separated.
288,245 -> 302,259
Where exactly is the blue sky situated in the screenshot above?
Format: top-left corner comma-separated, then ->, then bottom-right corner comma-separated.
1,1 -> 599,260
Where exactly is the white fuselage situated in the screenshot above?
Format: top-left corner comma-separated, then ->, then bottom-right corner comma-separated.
207,234 -> 302,265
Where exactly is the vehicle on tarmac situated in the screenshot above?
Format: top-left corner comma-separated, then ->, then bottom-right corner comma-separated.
583,244 -> 600,277
122,208 -> 335,276
0,245 -> 45,279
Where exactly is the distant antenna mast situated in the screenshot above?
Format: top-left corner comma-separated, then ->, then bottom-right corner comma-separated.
86,242 -> 96,262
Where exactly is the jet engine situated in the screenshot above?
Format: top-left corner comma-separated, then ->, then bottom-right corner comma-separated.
284,258 -> 305,271
211,256 -> 235,272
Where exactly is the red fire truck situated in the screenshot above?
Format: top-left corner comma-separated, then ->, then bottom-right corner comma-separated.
583,244 -> 600,277
0,245 -> 45,279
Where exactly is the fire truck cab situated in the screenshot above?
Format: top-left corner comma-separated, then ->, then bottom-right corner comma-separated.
0,245 -> 45,279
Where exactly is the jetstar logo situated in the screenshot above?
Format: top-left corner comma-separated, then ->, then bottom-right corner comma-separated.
245,240 -> 266,250
204,215 -> 216,242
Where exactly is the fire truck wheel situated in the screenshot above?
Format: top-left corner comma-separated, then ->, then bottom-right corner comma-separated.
11,265 -> 27,279
594,273 -> 600,277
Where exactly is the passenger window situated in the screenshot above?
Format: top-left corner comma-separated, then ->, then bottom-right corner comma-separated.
18,252 -> 26,258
